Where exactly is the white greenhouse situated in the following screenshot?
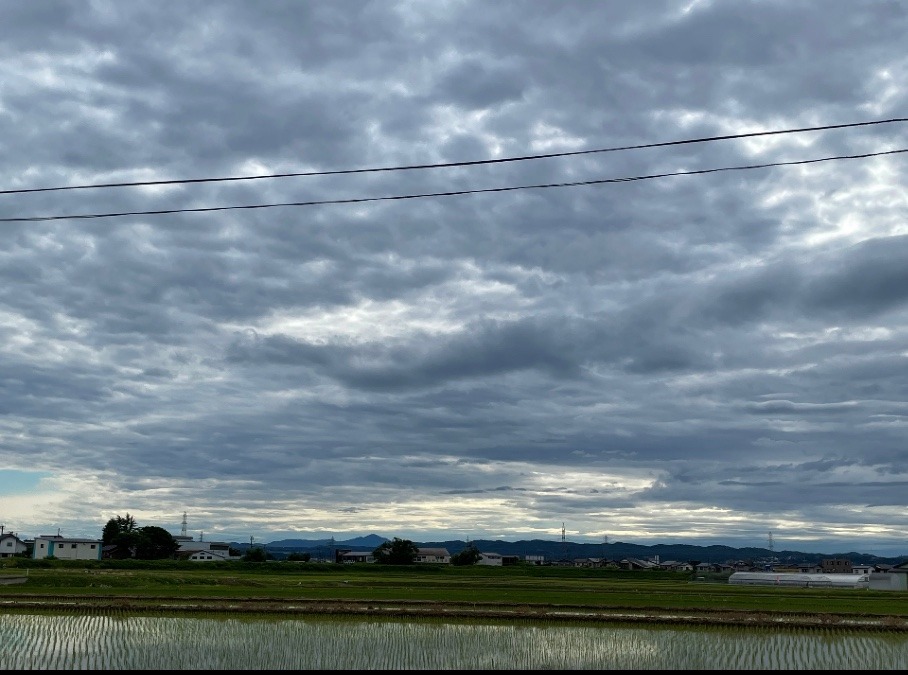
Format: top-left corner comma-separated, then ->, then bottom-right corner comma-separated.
728,572 -> 869,588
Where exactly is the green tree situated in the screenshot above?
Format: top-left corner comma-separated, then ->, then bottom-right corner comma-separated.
243,546 -> 269,562
102,514 -> 178,559
102,513 -> 138,544
287,551 -> 311,562
103,514 -> 140,558
372,537 -> 419,565
102,519 -> 118,545
135,526 -> 179,560
110,532 -> 138,558
451,543 -> 482,566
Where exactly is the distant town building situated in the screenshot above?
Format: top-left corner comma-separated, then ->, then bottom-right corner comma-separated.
336,550 -> 375,564
415,547 -> 450,564
476,552 -> 522,566
572,557 -> 605,568
821,558 -> 852,574
174,535 -> 241,562
617,558 -> 659,571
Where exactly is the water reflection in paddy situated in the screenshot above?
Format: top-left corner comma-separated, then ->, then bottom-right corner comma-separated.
2,614 -> 906,670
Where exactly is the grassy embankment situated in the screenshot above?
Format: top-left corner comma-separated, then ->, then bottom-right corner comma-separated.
1,558 -> 906,629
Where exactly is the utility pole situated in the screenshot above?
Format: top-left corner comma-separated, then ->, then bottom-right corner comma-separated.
561,523 -> 567,561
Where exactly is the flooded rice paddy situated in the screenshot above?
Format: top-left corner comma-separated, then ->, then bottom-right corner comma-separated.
2,613 -> 907,669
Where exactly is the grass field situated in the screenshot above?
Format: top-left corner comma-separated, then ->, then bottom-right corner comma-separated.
1,558 -> 906,629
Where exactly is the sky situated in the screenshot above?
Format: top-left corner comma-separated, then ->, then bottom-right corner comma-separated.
1,0 -> 907,557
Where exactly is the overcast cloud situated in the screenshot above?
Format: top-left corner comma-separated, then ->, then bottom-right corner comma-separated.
1,0 -> 907,556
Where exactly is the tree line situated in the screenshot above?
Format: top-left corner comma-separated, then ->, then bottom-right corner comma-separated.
102,513 -> 179,560
101,517 -> 484,564
102,513 -> 262,561
372,538 -> 482,565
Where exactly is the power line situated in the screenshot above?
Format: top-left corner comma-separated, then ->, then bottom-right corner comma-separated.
1,147 -> 904,224
1,117 -> 906,196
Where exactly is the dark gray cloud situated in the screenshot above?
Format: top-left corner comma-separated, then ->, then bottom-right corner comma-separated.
1,0 -> 907,555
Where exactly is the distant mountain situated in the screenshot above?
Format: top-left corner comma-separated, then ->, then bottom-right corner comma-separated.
265,534 -> 388,549
423,539 -> 904,565
235,534 -> 906,565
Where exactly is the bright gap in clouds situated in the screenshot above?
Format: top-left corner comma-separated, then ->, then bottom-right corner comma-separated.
2,469 -> 50,495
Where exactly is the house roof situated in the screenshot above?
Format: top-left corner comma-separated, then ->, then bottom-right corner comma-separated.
622,558 -> 658,568
175,549 -> 236,559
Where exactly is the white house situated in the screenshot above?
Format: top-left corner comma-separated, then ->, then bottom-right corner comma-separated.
336,550 -> 376,564
573,557 -> 605,568
0,533 -> 27,558
174,535 -> 241,562
478,552 -> 503,566
177,549 -> 238,562
32,535 -> 102,561
416,547 -> 450,564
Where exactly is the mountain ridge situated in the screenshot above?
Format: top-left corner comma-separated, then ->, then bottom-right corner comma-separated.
245,534 -> 906,564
